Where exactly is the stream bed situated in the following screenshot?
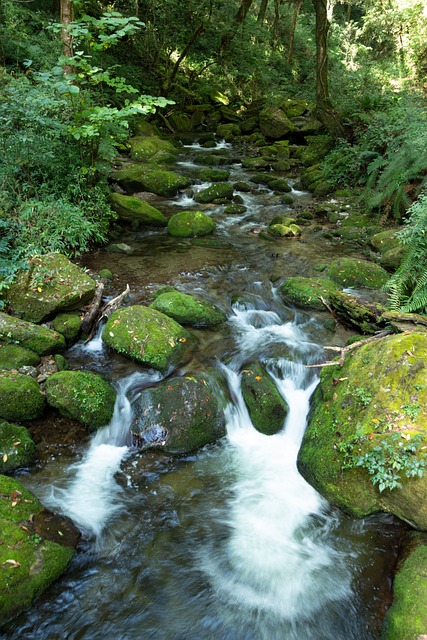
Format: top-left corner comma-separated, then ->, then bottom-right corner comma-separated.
4,140 -> 404,639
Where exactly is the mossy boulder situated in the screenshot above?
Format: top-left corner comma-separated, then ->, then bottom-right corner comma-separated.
198,168 -> 230,182
112,164 -> 191,197
150,290 -> 226,327
0,312 -> 65,355
0,475 -> 77,625
0,421 -> 36,472
110,193 -> 167,226
0,344 -> 40,370
196,153 -> 228,166
268,178 -> 292,193
194,182 -> 234,203
224,204 -> 247,215
298,332 -> 427,530
216,123 -> 241,141
131,373 -> 226,455
279,277 -> 341,311
167,211 -> 215,238
383,536 -> 427,639
6,254 -> 96,323
327,257 -> 389,289
370,228 -> 401,254
241,363 -> 289,435
102,305 -> 193,372
269,215 -> 297,227
268,224 -> 301,238
241,157 -> 271,170
0,371 -> 45,421
259,107 -> 294,139
129,136 -> 178,163
329,290 -> 386,334
379,247 -> 404,270
51,313 -> 81,344
44,370 -> 116,430
300,135 -> 334,166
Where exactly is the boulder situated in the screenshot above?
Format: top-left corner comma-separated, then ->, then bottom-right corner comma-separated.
298,332 -> 427,530
370,228 -> 401,254
51,313 -> 81,344
129,136 -> 177,163
198,168 -> 230,182
259,107 -> 294,139
150,290 -> 226,327
241,362 -> 289,435
0,312 -> 65,355
241,157 -> 271,170
131,373 -> 226,455
327,257 -> 390,289
279,277 -> 341,311
299,135 -> 334,166
44,370 -> 116,430
216,123 -> 241,141
6,254 -> 96,323
102,305 -> 193,372
167,211 -> 215,238
268,178 -> 292,193
112,164 -> 191,197
224,204 -> 247,215
0,371 -> 45,421
0,421 -> 36,472
0,344 -> 40,370
0,475 -> 77,625
268,224 -> 301,238
110,193 -> 167,226
194,182 -> 234,203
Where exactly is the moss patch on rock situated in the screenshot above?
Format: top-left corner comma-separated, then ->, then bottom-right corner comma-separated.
129,136 -> 177,163
259,107 -> 294,139
241,363 -> 289,435
279,277 -> 341,310
327,257 -> 389,289
329,290 -> 386,334
110,193 -> 167,226
0,313 -> 65,355
168,210 -> 215,238
0,371 -> 45,421
0,344 -> 40,370
0,421 -> 36,472
45,370 -> 116,430
112,164 -> 191,196
194,182 -> 234,203
103,305 -> 193,372
150,291 -> 226,327
198,168 -> 230,182
51,313 -> 81,344
298,332 -> 427,529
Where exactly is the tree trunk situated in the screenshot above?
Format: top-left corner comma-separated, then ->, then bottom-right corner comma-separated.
312,0 -> 347,138
220,0 -> 255,52
287,0 -> 302,62
257,0 -> 269,22
60,0 -> 74,75
163,23 -> 205,95
272,0 -> 280,47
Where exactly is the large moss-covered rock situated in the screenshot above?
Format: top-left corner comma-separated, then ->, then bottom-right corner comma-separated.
131,373 -> 226,454
327,257 -> 389,289
216,123 -> 241,141
112,164 -> 191,197
150,290 -> 226,327
370,229 -> 401,254
300,135 -> 334,166
383,537 -> 427,640
110,193 -> 167,226
198,168 -> 230,182
51,313 -> 81,344
45,370 -> 116,430
0,475 -> 77,625
0,313 -> 65,355
241,363 -> 289,435
259,107 -> 294,139
0,344 -> 40,370
268,224 -> 301,238
102,305 -> 193,372
0,421 -> 36,472
268,178 -> 292,193
6,254 -> 96,323
0,371 -> 45,421
279,277 -> 341,311
129,136 -> 177,163
167,211 -> 215,238
194,182 -> 234,203
298,332 -> 427,530
329,290 -> 386,334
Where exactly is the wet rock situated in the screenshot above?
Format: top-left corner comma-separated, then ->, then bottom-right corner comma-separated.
268,178 -> 292,193
131,373 -> 226,455
224,204 -> 247,215
45,370 -> 116,430
241,362 -> 289,435
112,163 -> 191,196
268,224 -> 300,238
6,254 -> 96,324
102,305 -> 193,372
241,157 -> 271,170
51,312 -> 81,344
327,257 -> 390,289
0,475 -> 77,625
0,421 -> 36,472
329,290 -> 386,334
259,107 -> 294,139
198,168 -> 230,182
279,277 -> 340,311
150,290 -> 226,327
107,243 -> 133,254
0,371 -> 45,421
168,211 -> 216,238
0,344 -> 40,370
194,182 -> 234,203
298,332 -> 427,530
233,181 -> 252,192
110,193 -> 167,227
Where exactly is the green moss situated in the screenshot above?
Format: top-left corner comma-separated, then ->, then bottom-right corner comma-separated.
216,123 -> 241,141
102,305 -> 193,372
0,421 -> 36,472
269,215 -> 296,227
0,344 -> 40,369
51,313 -> 81,344
370,228 -> 401,254
98,268 -> 113,280
259,107 -> 294,139
268,178 -> 292,193
242,157 -> 271,170
329,290 -> 386,334
167,211 -> 215,238
110,193 -> 167,226
383,541 -> 427,640
45,371 -> 116,430
0,371 -> 45,421
129,136 -> 177,163
241,363 -> 289,435
194,182 -> 234,203
268,224 -> 298,238
224,204 -> 247,215
300,135 -> 334,166
150,291 -> 226,327
279,277 -> 341,310
327,257 -> 389,289
0,314 -> 66,355
112,164 -> 191,196
198,168 -> 230,182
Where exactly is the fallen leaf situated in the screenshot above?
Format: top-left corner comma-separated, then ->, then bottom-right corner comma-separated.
255,376 -> 262,381
333,392 -> 338,402
2,454 -> 7,463
2,559 -> 20,568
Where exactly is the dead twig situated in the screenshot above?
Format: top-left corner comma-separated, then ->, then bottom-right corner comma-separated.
306,329 -> 394,368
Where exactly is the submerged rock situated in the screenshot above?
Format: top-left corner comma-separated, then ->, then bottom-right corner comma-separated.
102,305 -> 193,372
150,290 -> 226,327
0,312 -> 65,355
0,371 -> 45,421
131,373 -> 226,454
110,193 -> 167,227
298,332 -> 427,530
279,277 -> 341,311
241,363 -> 289,435
167,211 -> 216,238
45,370 -> 116,430
0,421 -> 36,472
6,254 -> 96,324
327,257 -> 390,289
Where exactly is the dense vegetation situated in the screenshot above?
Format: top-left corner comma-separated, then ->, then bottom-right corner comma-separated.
0,0 -> 426,309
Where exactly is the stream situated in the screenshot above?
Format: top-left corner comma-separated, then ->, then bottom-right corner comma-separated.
4,140 -> 403,639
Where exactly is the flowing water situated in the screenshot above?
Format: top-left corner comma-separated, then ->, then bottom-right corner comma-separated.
4,140 -> 403,639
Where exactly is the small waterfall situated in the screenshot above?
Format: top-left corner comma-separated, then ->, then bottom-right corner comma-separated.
45,371 -> 161,537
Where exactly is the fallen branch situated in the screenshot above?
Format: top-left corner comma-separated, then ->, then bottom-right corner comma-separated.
306,329 -> 394,368
81,282 -> 104,335
100,284 -> 130,322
